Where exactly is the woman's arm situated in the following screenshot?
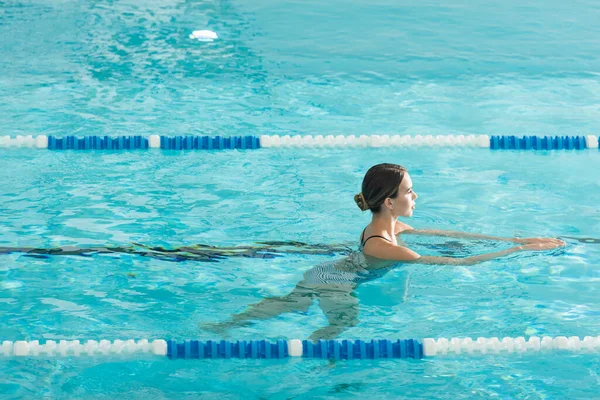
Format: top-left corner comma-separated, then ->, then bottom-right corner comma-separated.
402,228 -> 520,242
413,247 -> 521,266
402,228 -> 561,245
364,239 -> 563,266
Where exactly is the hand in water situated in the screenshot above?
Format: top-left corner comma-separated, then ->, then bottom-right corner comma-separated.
514,238 -> 566,248
515,239 -> 566,251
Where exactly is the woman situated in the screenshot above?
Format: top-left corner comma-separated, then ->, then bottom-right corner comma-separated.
205,163 -> 565,340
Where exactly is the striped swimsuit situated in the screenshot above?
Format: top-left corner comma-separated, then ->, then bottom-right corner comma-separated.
302,230 -> 394,285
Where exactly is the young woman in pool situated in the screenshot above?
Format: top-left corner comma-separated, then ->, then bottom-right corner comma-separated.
205,163 -> 565,340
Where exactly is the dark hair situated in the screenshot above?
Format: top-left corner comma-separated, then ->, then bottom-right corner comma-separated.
354,163 -> 407,213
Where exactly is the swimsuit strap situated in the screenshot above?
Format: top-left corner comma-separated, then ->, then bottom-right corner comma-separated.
360,227 -> 392,247
362,235 -> 392,247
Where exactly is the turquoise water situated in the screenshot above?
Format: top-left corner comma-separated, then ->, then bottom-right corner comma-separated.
2,150 -> 600,398
2,0 -> 600,138
2,0 -> 600,398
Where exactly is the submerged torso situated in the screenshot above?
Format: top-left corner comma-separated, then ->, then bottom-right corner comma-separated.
301,231 -> 405,286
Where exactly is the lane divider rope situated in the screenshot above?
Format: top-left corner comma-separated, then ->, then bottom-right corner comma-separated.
1,336 -> 598,359
0,135 -> 597,150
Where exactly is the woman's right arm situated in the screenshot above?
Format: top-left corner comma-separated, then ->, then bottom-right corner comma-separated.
364,240 -> 563,266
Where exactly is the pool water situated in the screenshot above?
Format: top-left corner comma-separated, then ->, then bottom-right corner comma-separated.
2,149 -> 600,398
2,0 -> 600,398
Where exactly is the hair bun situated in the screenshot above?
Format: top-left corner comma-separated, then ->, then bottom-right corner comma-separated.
354,193 -> 370,211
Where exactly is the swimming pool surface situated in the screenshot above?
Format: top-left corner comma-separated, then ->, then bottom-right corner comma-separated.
2,0 -> 600,398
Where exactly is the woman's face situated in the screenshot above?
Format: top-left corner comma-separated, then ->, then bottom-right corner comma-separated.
390,173 -> 418,217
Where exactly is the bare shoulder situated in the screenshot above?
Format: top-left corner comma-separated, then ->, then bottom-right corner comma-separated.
395,221 -> 414,235
363,238 -> 420,261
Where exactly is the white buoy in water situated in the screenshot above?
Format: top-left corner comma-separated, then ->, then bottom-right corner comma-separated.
189,30 -> 218,42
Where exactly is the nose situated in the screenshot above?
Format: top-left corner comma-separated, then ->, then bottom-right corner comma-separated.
413,192 -> 418,200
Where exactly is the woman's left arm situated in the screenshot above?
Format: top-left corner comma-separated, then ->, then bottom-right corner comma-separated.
402,229 -> 517,242
400,227 -> 561,245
